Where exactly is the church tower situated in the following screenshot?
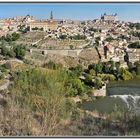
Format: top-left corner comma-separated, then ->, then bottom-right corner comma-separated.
50,11 -> 53,20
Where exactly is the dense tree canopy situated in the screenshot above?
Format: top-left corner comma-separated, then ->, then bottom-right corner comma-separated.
128,42 -> 140,49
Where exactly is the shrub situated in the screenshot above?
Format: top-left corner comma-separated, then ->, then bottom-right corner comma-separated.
69,45 -> 74,49
89,69 -> 96,76
106,36 -> 114,42
2,62 -> 11,69
0,72 -> 4,79
11,32 -> 20,41
136,64 -> 140,75
121,69 -> 133,80
1,46 -> 9,56
70,34 -> 86,40
59,35 -> 67,40
98,74 -> 116,81
94,78 -> 102,89
85,74 -> 93,86
0,32 -> 20,42
11,68 -> 75,135
66,78 -> 85,97
43,61 -> 62,70
128,42 -> 140,49
13,45 -> 26,60
69,65 -> 83,77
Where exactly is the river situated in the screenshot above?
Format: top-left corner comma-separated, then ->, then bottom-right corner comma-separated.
79,78 -> 140,114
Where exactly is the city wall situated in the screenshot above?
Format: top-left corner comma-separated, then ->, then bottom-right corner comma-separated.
30,48 -> 83,57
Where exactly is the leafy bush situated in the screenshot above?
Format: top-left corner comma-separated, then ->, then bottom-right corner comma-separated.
11,32 -> 20,41
0,44 -> 26,60
0,72 -> 4,79
94,78 -> 102,89
13,45 -> 26,60
11,68 -> 77,135
120,68 -> 133,80
2,62 -> 11,70
106,36 -> 114,42
69,45 -> 74,49
59,35 -> 67,40
0,32 -> 20,42
85,74 -> 93,86
69,65 -> 83,77
128,42 -> 140,49
1,46 -> 10,56
98,74 -> 116,81
129,23 -> 140,30
65,78 -> 85,97
70,34 -> 86,40
43,61 -> 63,70
88,63 -> 103,75
136,64 -> 140,75
89,69 -> 96,76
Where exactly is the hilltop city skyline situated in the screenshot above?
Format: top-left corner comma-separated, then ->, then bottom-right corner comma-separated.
0,3 -> 140,137
0,3 -> 140,22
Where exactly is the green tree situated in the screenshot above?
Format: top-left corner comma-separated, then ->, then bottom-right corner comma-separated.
109,61 -> 115,74
88,63 -> 103,75
103,63 -> 110,73
127,62 -> 133,72
89,69 -> 96,76
94,78 -> 102,89
11,32 -> 20,41
69,65 -> 83,77
32,27 -> 39,31
85,74 -> 93,86
44,61 -> 57,70
115,62 -> 120,71
1,46 -> 9,56
95,37 -> 100,46
88,63 -> 96,70
4,34 -> 12,42
13,45 -> 26,60
106,36 -> 114,42
66,79 -> 85,97
121,68 -> 133,80
59,35 -> 67,40
136,64 -> 140,75
97,63 -> 103,74
71,34 -> 86,40
69,45 -> 74,49
128,42 -> 140,49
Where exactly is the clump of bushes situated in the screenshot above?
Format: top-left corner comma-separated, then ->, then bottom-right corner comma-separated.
1,44 -> 26,60
0,32 -> 20,42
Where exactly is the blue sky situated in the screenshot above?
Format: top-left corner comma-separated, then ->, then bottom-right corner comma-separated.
0,3 -> 140,22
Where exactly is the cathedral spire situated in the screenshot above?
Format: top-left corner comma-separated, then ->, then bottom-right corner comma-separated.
50,11 -> 53,20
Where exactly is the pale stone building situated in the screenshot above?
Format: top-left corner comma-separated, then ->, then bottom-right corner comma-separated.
101,13 -> 117,22
29,20 -> 58,31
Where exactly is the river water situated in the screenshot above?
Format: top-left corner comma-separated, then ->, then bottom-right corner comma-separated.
79,78 -> 140,114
